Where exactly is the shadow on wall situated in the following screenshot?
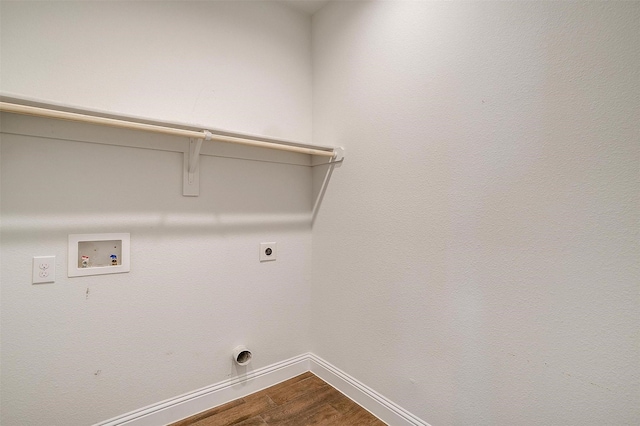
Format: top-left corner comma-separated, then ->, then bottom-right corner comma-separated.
0,115 -> 341,237
0,212 -> 315,237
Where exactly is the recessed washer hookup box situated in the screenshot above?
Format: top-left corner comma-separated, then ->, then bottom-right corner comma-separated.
68,233 -> 130,277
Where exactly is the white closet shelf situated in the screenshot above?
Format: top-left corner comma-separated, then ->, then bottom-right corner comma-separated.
0,95 -> 344,197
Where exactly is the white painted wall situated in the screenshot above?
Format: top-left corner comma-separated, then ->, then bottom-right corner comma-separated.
3,1 -> 639,425
0,2 -> 313,425
0,0 -> 311,142
311,2 -> 639,425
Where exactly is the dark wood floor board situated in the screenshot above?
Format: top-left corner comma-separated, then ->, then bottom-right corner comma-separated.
340,405 -> 384,425
278,403 -> 341,426
191,396 -> 275,426
326,391 -> 357,414
325,386 -> 386,425
260,385 -> 339,423
267,375 -> 328,405
232,417 -> 268,426
170,372 -> 387,426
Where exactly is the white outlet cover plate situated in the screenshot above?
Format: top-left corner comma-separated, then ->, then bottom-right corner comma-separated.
33,256 -> 55,284
260,242 -> 277,262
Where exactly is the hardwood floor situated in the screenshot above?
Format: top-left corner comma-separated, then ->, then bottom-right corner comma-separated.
170,372 -> 387,426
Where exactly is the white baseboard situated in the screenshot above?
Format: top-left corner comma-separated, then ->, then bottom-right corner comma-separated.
95,354 -> 310,426
308,354 -> 430,426
95,353 -> 429,426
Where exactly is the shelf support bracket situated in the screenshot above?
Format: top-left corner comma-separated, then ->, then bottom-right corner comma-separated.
332,146 -> 345,162
183,131 -> 210,197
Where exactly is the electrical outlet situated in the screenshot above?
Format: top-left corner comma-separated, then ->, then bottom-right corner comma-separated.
260,242 -> 277,262
33,256 -> 55,284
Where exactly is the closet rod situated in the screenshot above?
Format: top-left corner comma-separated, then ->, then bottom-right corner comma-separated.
0,101 -> 336,158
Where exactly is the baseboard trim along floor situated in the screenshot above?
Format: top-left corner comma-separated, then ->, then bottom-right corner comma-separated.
307,354 -> 429,426
95,353 -> 430,426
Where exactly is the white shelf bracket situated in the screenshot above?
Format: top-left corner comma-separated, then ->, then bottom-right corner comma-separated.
182,131 -> 209,197
332,146 -> 345,162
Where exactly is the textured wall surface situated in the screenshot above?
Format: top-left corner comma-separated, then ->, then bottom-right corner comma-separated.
0,0 -> 312,143
2,1 -> 639,425
311,2 -> 639,425
0,2 -> 313,425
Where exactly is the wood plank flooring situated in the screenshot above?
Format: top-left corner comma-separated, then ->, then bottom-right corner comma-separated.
171,372 -> 387,426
